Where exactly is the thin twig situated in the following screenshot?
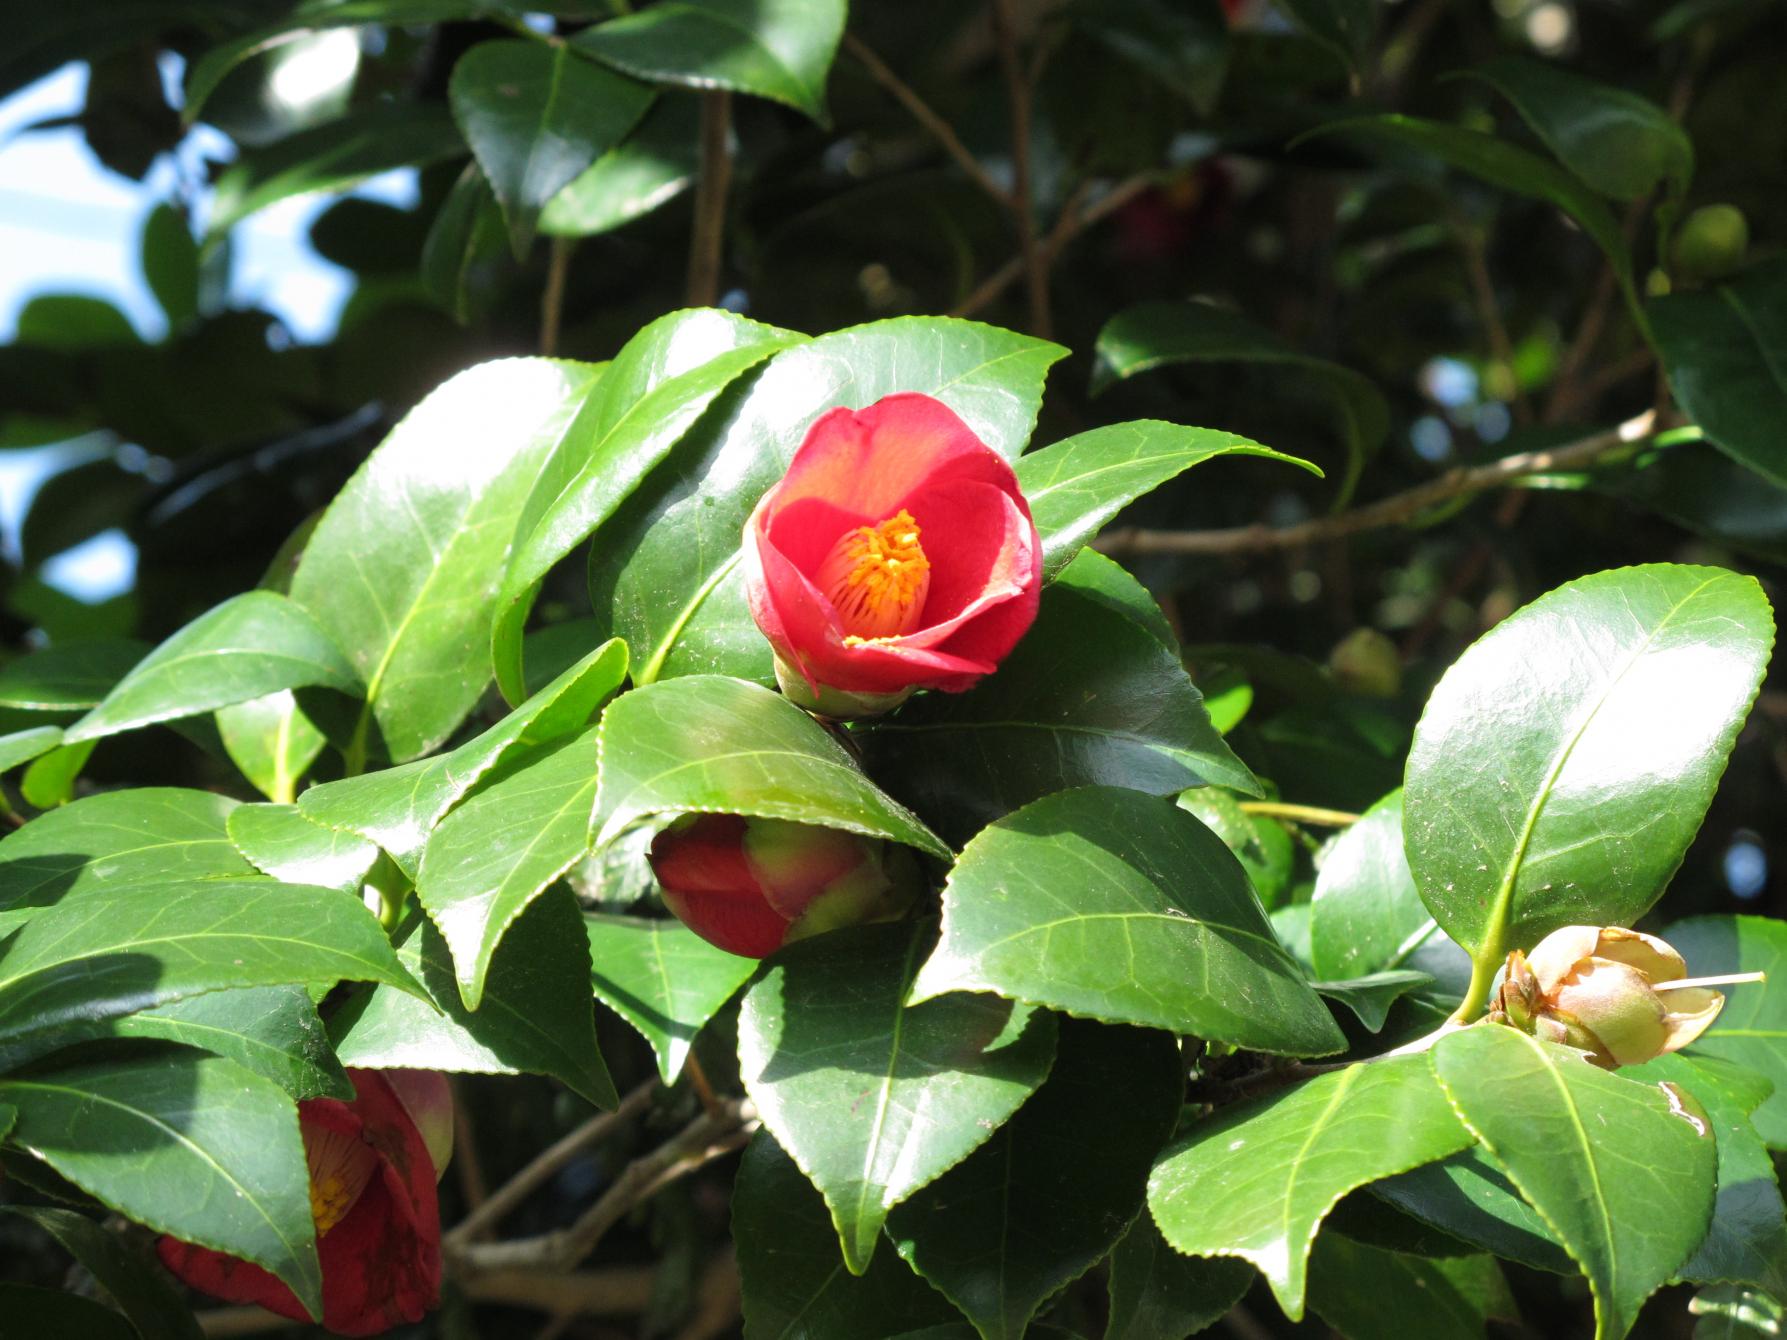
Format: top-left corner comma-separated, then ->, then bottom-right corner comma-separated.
988,0 -> 1049,337
539,237 -> 573,355
1456,219 -> 1530,426
671,1248 -> 742,1340
952,173 -> 1150,319
685,91 -> 733,308
1096,409 -> 1657,558
451,1077 -> 488,1214
1545,197 -> 1647,424
842,32 -> 1014,209
1238,801 -> 1360,827
446,1081 -> 657,1249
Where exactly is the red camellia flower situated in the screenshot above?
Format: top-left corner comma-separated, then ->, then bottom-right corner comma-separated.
744,392 -> 1041,716
159,1069 -> 452,1337
649,813 -> 919,957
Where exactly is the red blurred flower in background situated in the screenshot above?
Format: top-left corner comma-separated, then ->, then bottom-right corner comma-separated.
160,1069 -> 452,1337
744,393 -> 1041,717
649,813 -> 919,957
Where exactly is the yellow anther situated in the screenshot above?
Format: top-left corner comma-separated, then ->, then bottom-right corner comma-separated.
816,509 -> 932,640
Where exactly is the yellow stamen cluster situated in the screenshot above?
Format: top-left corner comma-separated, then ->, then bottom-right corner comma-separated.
304,1123 -> 379,1236
816,509 -> 932,641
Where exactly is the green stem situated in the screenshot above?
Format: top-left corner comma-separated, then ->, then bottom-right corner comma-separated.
1450,946 -> 1504,1025
1237,800 -> 1360,827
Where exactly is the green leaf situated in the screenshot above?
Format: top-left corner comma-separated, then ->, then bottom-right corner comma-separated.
1054,548 -> 1175,649
886,1019 -> 1182,1340
1665,915 -> 1787,1147
574,0 -> 847,125
1104,1212 -> 1254,1340
415,724 -> 602,1009
1014,420 -> 1319,581
0,787 -> 251,935
1629,1053 -> 1787,1297
0,637 -> 144,712
495,309 -> 800,702
1461,56 -> 1692,201
1312,969 -> 1437,1033
300,638 -> 627,879
111,985 -> 354,1102
64,592 -> 359,745
331,887 -> 617,1108
540,95 -> 700,237
585,913 -> 757,1083
3,1205 -> 203,1340
0,876 -> 422,1069
1310,790 -> 1445,982
20,740 -> 95,808
1307,1236 -> 1516,1340
1405,564 -> 1773,968
449,39 -> 654,254
228,802 -> 380,896
1430,1025 -> 1719,1340
593,675 -> 949,858
1147,1053 -> 1472,1318
420,162 -> 509,324
142,203 -> 200,331
0,1052 -> 322,1323
216,690 -> 327,802
0,1285 -> 138,1340
0,724 -> 64,774
588,316 -> 1065,686
734,1130 -> 961,1339
1176,788 -> 1294,909
1074,0 -> 1230,118
208,105 -> 467,239
1091,303 -> 1385,503
858,577 -> 1255,845
738,921 -> 1058,1274
1371,1147 -> 1574,1275
1277,0 -> 1375,72
290,357 -> 606,763
910,787 -> 1344,1056
1653,260 -> 1787,490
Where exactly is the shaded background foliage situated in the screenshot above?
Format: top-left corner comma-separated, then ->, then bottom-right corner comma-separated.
2,0 -> 1785,1335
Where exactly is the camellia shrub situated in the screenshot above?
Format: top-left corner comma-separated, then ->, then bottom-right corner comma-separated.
3,2 -> 1787,1339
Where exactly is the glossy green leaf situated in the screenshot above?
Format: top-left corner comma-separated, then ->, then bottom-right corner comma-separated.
331,887 -> 616,1108
0,1285 -> 138,1339
301,638 -> 627,879
1462,56 -> 1692,200
585,913 -> 757,1082
1431,1025 -> 1718,1339
449,39 -> 654,254
228,802 -> 380,896
1177,789 -> 1294,909
734,1130 -> 961,1339
208,105 -> 466,239
859,577 -> 1255,845
1371,1147 -> 1574,1275
540,95 -> 699,237
25,739 -> 93,806
416,724 -> 601,1009
64,592 -> 358,745
1014,420 -> 1319,581
1404,565 -> 1773,962
3,1205 -> 203,1340
910,787 -> 1344,1056
0,637 -> 144,712
0,787 -> 251,935
574,0 -> 847,124
1105,1211 -> 1254,1340
494,308 -> 799,702
1653,260 -> 1787,489
0,724 -> 64,774
588,316 -> 1065,686
738,921 -> 1058,1273
290,357 -> 605,763
1055,548 -> 1175,648
1091,303 -> 1385,503
216,690 -> 327,802
111,985 -> 353,1102
593,675 -> 949,857
0,876 -> 422,1069
1666,915 -> 1787,1147
1310,790 -> 1440,981
887,1019 -> 1181,1340
0,1052 -> 322,1322
1312,969 -> 1436,1032
1307,1235 -> 1516,1340
142,203 -> 200,331
1148,1053 -> 1472,1318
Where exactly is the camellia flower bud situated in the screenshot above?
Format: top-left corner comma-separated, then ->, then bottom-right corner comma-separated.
1490,925 -> 1761,1069
649,813 -> 920,957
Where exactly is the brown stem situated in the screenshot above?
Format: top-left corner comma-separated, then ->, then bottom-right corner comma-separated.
1096,410 -> 1657,558
988,0 -> 1049,338
539,236 -> 573,356
450,1077 -> 488,1213
1545,197 -> 1647,424
1456,220 -> 1530,426
952,173 -> 1149,319
685,91 -> 733,308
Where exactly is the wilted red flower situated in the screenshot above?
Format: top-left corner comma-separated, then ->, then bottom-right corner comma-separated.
159,1069 -> 451,1337
649,813 -> 919,957
744,393 -> 1041,717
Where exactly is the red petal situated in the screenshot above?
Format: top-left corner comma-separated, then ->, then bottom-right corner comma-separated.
898,481 -> 1034,638
158,1238 -> 310,1325
649,815 -> 762,895
660,884 -> 792,957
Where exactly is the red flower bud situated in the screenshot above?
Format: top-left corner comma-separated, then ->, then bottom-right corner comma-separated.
743,393 -> 1041,717
159,1068 -> 447,1337
648,813 -> 920,957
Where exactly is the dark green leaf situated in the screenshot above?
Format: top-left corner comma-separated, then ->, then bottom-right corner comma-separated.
1074,0 -> 1229,118
0,1285 -> 138,1340
1054,548 -> 1175,649
0,638 -> 144,712
1277,0 -> 1374,72
420,162 -> 509,324
586,913 -> 757,1083
1665,915 -> 1787,1147
216,691 -> 327,803
1105,1215 -> 1253,1340
739,922 -> 1058,1273
1307,1236 -> 1516,1340
887,1019 -> 1182,1340
1310,790 -> 1442,982
1371,1147 -> 1574,1276
1176,789 -> 1293,909
910,787 -> 1344,1056
1312,970 -> 1436,1032
112,985 -> 353,1101
1148,1054 -> 1472,1317
541,95 -> 700,237
227,802 -> 380,896
142,203 -> 200,331
1404,565 -> 1773,962
2,1205 -> 203,1340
